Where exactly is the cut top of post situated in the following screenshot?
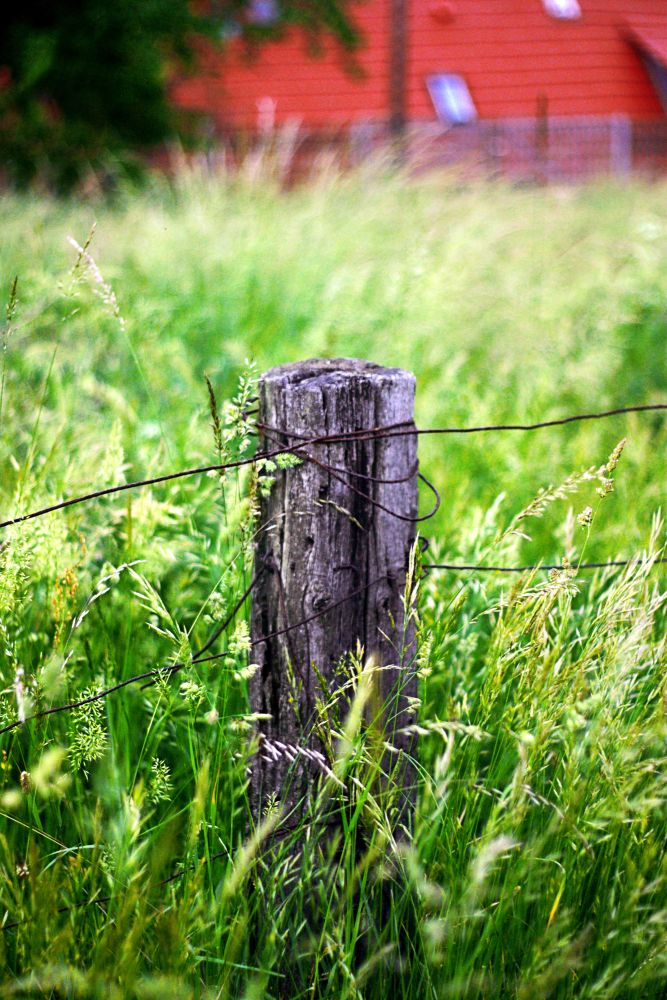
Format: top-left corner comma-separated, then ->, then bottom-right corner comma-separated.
261,357 -> 415,389
259,358 -> 416,441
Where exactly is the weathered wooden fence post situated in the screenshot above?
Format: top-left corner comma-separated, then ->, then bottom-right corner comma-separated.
250,358 -> 418,832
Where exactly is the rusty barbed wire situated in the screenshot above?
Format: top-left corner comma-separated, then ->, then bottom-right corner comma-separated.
257,402 -> 667,443
259,423 -> 441,524
193,569 -> 261,661
1,401 -> 665,532
1,399 -> 666,736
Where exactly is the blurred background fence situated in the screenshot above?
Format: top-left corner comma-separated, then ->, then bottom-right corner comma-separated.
204,116 -> 667,186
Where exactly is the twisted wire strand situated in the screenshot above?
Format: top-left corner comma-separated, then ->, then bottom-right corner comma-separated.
2,398 -> 665,733
258,423 -> 441,524
257,402 -> 667,442
2,402 -> 665,532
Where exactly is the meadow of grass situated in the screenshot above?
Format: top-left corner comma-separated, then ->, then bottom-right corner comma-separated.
0,166 -> 666,998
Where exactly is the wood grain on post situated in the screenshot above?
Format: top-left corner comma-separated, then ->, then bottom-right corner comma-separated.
250,358 -> 418,829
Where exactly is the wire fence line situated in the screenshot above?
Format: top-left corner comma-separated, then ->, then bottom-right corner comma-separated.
257,401 -> 667,440
3,547 -> 666,738
1,398 -> 665,739
424,558 -> 667,574
1,399 -> 666,932
1,401 -> 665,533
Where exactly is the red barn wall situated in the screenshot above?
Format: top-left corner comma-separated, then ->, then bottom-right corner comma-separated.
172,1 -> 666,131
407,0 -> 663,121
173,4 -> 390,130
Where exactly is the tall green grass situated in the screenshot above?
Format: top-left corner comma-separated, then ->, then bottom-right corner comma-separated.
0,169 -> 665,997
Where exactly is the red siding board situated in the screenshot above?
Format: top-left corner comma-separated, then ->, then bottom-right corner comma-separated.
405,0 -> 664,119
172,1 -> 667,129
174,1 -> 390,128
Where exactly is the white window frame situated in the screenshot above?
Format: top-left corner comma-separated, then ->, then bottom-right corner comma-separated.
543,0 -> 581,20
426,74 -> 477,126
